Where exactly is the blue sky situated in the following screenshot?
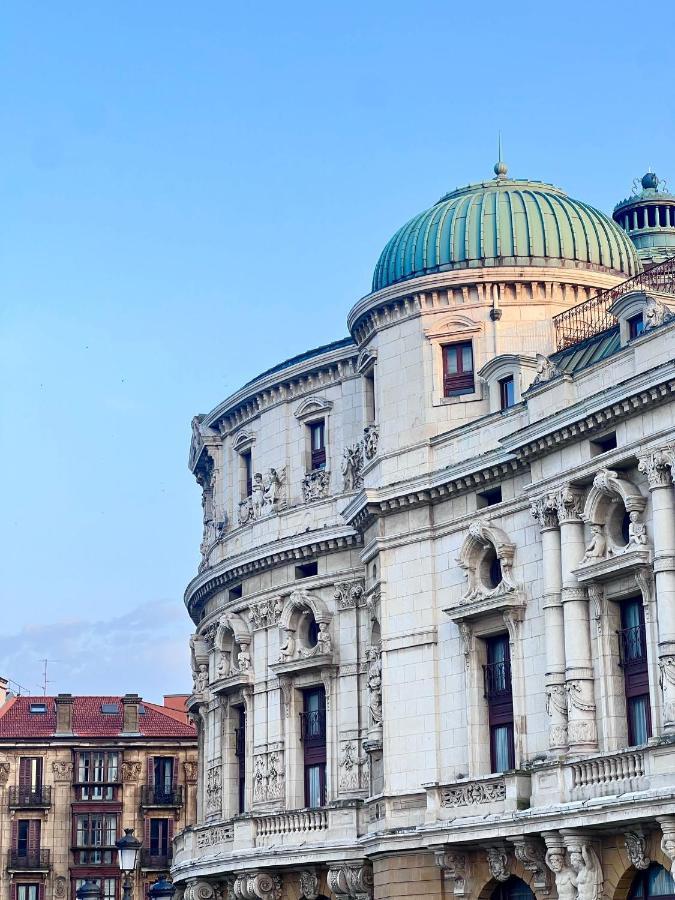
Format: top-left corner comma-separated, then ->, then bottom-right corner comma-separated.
1,1 -> 673,701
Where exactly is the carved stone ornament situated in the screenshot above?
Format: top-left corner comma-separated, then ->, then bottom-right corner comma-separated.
363,424 -> 379,460
233,873 -> 282,900
327,863 -> 373,900
184,881 -> 217,900
458,521 -> 518,603
54,877 -> 67,899
638,447 -> 675,489
565,839 -> 604,900
659,655 -> 675,727
238,467 -> 287,525
334,580 -> 365,609
543,840 -> 577,900
184,760 -> 198,783
552,485 -> 585,524
624,830 -> 650,870
342,442 -> 364,492
205,765 -> 222,814
0,761 -> 9,784
441,778 -> 506,807
253,754 -> 267,803
530,494 -> 559,530
435,851 -> 471,897
248,596 -> 283,630
532,353 -> 560,386
339,739 -> 366,792
302,469 -> 330,502
658,816 -> 675,871
121,761 -> 142,782
52,760 -> 73,781
643,295 -> 674,331
299,872 -> 319,900
512,837 -> 551,895
486,846 -> 511,882
366,644 -> 382,726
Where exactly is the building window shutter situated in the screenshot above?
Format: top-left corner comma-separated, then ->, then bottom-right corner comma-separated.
143,816 -> 151,852
147,757 -> 154,785
171,758 -> 178,789
168,818 -> 174,846
10,819 -> 17,849
29,819 -> 41,851
19,758 -> 31,788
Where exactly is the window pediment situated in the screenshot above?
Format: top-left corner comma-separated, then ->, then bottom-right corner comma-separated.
425,314 -> 482,340
294,396 -> 333,422
232,430 -> 256,453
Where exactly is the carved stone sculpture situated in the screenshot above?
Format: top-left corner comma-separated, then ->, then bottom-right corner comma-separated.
626,512 -> 648,549
644,295 -> 674,331
299,872 -> 319,900
659,817 -> 675,870
532,353 -> 560,386
367,645 -> 382,726
0,762 -> 9,783
54,877 -> 67,899
342,443 -> 364,491
581,524 -> 607,564
248,597 -> 283,630
435,851 -> 472,897
233,874 -> 282,900
237,644 -> 252,672
486,846 -> 511,882
512,837 -> 551,895
302,469 -> 330,502
183,760 -> 198,783
569,844 -> 603,900
363,424 -> 379,460
183,882 -> 216,900
205,765 -> 222,814
316,622 -> 332,655
194,664 -> 209,693
624,830 -> 650,870
327,864 -> 373,900
544,847 -> 577,900
441,779 -> 506,807
279,629 -> 296,663
52,760 -> 73,781
121,761 -> 142,782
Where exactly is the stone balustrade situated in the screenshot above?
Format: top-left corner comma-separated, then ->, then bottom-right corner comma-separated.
255,808 -> 328,845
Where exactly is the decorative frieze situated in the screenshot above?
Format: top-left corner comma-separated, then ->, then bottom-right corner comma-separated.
253,751 -> 285,803
195,824 -> 233,848
248,597 -> 283,630
334,579 -> 365,609
440,778 -> 506,807
205,764 -> 222,815
238,467 -> 287,525
302,469 -> 330,502
51,760 -> 73,781
338,739 -> 367,792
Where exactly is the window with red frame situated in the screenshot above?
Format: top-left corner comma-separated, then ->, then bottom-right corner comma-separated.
76,751 -> 119,800
15,884 -> 42,900
619,598 -> 651,745
300,687 -> 326,808
235,707 -> 246,814
443,342 -> 474,397
309,421 -> 326,470
73,812 -> 117,864
483,634 -> 515,772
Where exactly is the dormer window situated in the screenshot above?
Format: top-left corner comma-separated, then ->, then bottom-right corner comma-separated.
443,342 -> 474,397
499,376 -> 515,410
628,313 -> 645,340
309,421 -> 326,471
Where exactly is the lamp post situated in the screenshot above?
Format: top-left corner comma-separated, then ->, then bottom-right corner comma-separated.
76,881 -> 102,900
147,878 -> 175,900
115,828 -> 142,900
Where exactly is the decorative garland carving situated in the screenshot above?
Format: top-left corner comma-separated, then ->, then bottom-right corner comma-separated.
205,765 -> 222,815
121,761 -> 142,782
248,597 -> 283,630
440,779 -> 505,807
0,762 -> 10,783
334,580 -> 365,609
52,760 -> 73,781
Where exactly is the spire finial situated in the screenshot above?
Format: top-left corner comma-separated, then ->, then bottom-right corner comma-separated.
494,132 -> 507,179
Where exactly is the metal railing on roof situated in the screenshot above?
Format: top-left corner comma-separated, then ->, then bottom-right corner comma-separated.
553,255 -> 675,350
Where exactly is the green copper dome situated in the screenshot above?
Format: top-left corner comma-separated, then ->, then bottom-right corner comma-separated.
372,173 -> 641,292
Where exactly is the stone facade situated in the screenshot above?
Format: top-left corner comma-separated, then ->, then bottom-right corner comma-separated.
0,692 -> 197,900
175,168 -> 675,900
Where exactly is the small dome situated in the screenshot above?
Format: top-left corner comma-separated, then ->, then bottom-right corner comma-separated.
372,177 -> 641,293
642,171 -> 659,190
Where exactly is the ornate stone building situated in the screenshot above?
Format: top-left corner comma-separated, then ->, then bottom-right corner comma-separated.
174,163 -> 675,900
0,690 -> 197,900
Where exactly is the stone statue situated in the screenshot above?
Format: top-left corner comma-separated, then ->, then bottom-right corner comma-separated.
570,845 -> 603,900
644,295 -> 672,332
317,622 -> 332,655
279,629 -> 296,662
582,524 -> 607,564
626,512 -> 648,549
533,353 -> 559,386
194,664 -> 209,693
367,645 -> 383,726
237,645 -> 251,672
264,467 -> 285,510
342,443 -> 363,492
545,848 -> 577,900
216,651 -> 231,677
251,473 -> 265,517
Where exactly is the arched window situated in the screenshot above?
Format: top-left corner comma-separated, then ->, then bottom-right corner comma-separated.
629,864 -> 675,900
491,876 -> 536,900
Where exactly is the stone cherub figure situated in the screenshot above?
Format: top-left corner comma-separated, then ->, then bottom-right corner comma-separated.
316,622 -> 332,655
626,511 -> 648,549
279,629 -> 296,662
582,524 -> 607,564
545,847 -> 577,900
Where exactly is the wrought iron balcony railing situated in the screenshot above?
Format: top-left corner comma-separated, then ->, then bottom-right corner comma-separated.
141,849 -> 172,870
483,660 -> 512,700
140,785 -> 183,807
553,254 -> 675,350
8,850 -> 50,870
8,785 -> 52,808
618,625 -> 648,668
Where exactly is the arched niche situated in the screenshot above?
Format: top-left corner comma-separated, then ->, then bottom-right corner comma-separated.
214,612 -> 252,680
458,521 -> 517,601
277,588 -> 334,662
583,468 -> 648,555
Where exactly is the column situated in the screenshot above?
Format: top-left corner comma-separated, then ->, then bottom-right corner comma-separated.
554,486 -> 598,753
639,447 -> 675,731
531,495 -> 567,752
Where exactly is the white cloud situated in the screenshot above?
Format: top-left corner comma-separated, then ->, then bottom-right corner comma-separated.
0,600 -> 192,703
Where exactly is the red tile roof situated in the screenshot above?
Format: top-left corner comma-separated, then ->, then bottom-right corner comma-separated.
0,696 -> 196,739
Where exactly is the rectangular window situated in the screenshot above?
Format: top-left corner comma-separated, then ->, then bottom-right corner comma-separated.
76,879 -> 116,900
241,450 -> 252,498
499,376 -> 515,410
74,813 -> 117,864
443,341 -> 475,397
483,635 -> 515,772
295,561 -> 318,579
17,886 -> 40,900
628,314 -> 645,340
15,819 -> 41,856
18,758 -> 44,804
149,819 -> 170,856
77,751 -> 119,800
152,758 -> 174,799
619,598 -> 651,746
309,421 -> 326,471
364,370 -> 376,424
235,707 -> 246,814
301,688 -> 326,808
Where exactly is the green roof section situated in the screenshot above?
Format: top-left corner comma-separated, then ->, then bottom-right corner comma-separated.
550,326 -> 621,374
372,174 -> 641,292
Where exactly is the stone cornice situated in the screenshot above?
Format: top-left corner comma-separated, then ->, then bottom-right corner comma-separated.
185,526 -> 362,617
200,343 -> 358,436
347,265 -> 622,344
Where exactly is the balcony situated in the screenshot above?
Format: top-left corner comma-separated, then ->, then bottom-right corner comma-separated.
140,785 -> 184,808
140,849 -> 172,870
424,772 -> 531,824
299,710 -> 326,745
618,625 -> 648,668
483,660 -> 512,700
7,850 -> 50,871
8,785 -> 52,809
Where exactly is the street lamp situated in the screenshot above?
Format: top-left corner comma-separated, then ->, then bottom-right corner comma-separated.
115,828 -> 142,900
147,878 -> 175,900
76,882 -> 102,900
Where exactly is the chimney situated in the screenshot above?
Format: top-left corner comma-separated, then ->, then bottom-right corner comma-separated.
0,678 -> 8,706
121,694 -> 141,734
55,694 -> 74,734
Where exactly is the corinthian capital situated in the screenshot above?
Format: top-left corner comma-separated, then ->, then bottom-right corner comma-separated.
327,864 -> 373,900
530,495 -> 559,530
552,486 -> 585,523
639,447 -> 675,489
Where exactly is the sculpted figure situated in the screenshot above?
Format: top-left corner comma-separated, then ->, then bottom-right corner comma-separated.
626,512 -> 648,548
367,645 -> 383,725
252,473 -> 265,517
237,645 -> 251,672
317,622 -> 332,655
545,848 -> 577,900
570,845 -> 602,900
264,468 -> 284,510
194,664 -> 209,693
582,525 -> 607,564
216,651 -> 231,677
279,629 -> 296,662
341,444 -> 362,491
